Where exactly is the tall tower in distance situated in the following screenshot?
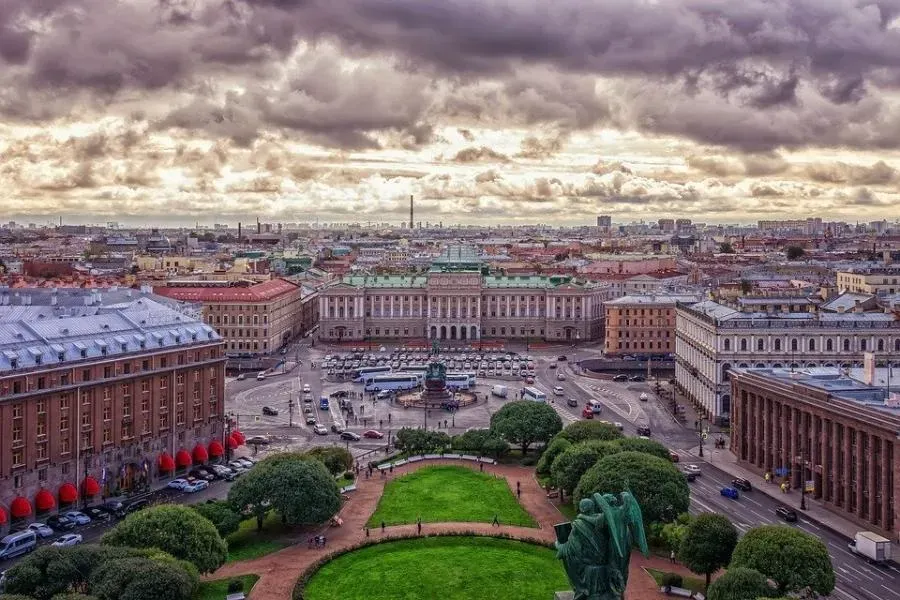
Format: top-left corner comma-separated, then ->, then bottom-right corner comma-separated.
409,195 -> 414,230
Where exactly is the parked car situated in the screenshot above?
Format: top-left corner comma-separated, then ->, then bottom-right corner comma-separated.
566,398 -> 578,407
168,478 -> 190,490
189,468 -> 214,481
52,533 -> 83,547
613,374 -> 629,382
305,416 -> 317,425
304,406 -> 313,414
731,477 -> 753,492
64,511 -> 91,526
262,406 -> 279,416
363,430 -> 384,439
45,515 -> 76,531
228,461 -> 248,473
183,480 -> 209,493
210,465 -> 236,480
775,506 -> 798,522
376,390 -> 392,400
246,435 -> 271,445
636,425 -> 652,436
629,375 -> 645,382
234,458 -> 254,469
313,424 -> 328,435
525,376 -> 535,384
720,487 -> 740,500
99,501 -> 126,518
341,431 -> 362,441
682,464 -> 702,476
124,499 -> 149,514
26,522 -> 55,538
0,532 -> 37,561
82,507 -> 111,522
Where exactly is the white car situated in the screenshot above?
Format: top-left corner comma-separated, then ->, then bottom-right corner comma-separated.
183,480 -> 209,493
27,522 -> 54,538
557,373 -> 566,381
64,511 -> 91,526
639,392 -> 649,401
52,533 -> 83,547
167,478 -> 190,490
553,386 -> 565,396
236,373 -> 246,381
256,372 -> 266,381
313,424 -> 328,435
683,464 -> 702,476
613,422 -> 624,431
302,383 -> 311,393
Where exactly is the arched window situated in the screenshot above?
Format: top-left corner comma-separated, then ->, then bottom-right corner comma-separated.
843,339 -> 850,352
740,338 -> 747,351
774,339 -> 782,351
861,339 -> 868,352
826,339 -> 833,351
791,338 -> 798,352
757,339 -> 764,351
723,339 -> 731,351
877,339 -> 885,352
808,339 -> 816,351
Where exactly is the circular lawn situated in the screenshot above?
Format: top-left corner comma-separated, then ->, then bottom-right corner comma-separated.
301,536 -> 568,600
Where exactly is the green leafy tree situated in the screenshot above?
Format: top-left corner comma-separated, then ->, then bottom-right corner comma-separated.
660,513 -> 693,552
785,246 -> 805,260
707,567 -> 776,600
191,500 -> 242,538
615,437 -> 671,460
301,447 -> 353,475
481,436 -> 511,459
229,456 -> 340,530
0,595 -> 39,600
1,546 -> 81,600
556,420 -> 623,444
394,428 -> 451,455
102,505 -> 227,573
729,525 -> 835,596
490,401 -> 563,454
678,513 -> 739,587
451,429 -> 510,458
719,242 -> 735,253
550,440 -> 620,495
536,437 -> 572,477
574,451 -> 689,524
90,557 -> 196,600
50,595 -> 98,600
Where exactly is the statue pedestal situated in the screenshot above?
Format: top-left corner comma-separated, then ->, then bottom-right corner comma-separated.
553,593 -> 574,600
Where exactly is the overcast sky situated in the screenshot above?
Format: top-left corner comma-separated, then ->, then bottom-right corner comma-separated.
3,0 -> 900,226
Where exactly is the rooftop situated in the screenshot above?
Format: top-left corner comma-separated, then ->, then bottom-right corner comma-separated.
154,278 -> 299,303
605,293 -> 702,306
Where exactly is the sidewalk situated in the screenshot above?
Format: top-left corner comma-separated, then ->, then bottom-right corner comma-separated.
685,444 -> 900,557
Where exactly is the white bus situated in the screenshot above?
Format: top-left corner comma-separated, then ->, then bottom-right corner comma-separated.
445,373 -> 474,390
353,366 -> 392,383
522,387 -> 547,402
364,374 -> 420,392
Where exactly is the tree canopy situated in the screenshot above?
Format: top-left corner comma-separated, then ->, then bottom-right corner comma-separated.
228,454 -> 341,529
550,440 -> 620,495
729,525 -> 835,596
556,420 -> 623,444
301,446 -> 353,475
89,556 -> 197,600
706,567 -> 776,600
394,428 -> 451,455
615,437 -> 671,461
451,429 -> 510,458
490,401 -> 563,454
191,500 -> 242,538
574,451 -> 689,524
536,437 -> 572,477
678,513 -> 739,587
101,504 -> 227,573
785,246 -> 805,260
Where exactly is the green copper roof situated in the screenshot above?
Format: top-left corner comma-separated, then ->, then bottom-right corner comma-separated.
342,275 -> 428,288
484,275 -> 583,289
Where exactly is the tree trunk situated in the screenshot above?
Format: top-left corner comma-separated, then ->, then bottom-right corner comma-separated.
256,514 -> 264,531
705,572 -> 711,589
521,441 -> 530,455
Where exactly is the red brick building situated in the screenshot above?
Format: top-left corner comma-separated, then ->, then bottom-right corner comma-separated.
0,297 -> 227,531
731,368 -> 899,539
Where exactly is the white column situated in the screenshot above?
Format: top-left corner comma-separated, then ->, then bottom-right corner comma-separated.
389,295 -> 394,318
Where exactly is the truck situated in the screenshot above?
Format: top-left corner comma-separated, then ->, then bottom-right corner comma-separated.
491,384 -> 508,398
848,531 -> 892,564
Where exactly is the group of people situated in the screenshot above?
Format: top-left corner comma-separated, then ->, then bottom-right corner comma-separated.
307,535 -> 327,548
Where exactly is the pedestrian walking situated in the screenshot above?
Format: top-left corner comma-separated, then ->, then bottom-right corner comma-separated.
365,527 -> 370,538
764,472 -> 771,484
417,517 -> 422,535
389,464 -> 394,474
479,462 -> 484,472
381,520 -> 386,533
670,549 -> 676,564
491,514 -> 500,527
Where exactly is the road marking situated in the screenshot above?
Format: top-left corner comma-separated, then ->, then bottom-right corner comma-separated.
881,585 -> 900,598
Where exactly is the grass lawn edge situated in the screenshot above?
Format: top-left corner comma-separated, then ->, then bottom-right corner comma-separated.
644,566 -> 707,595
195,573 -> 259,600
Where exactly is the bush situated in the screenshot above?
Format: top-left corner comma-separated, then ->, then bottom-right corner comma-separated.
301,447 -> 354,476
227,579 -> 245,594
556,421 -> 622,444
343,471 -> 355,481
536,437 -> 572,477
550,440 -> 620,494
661,573 -> 683,588
520,454 -> 538,466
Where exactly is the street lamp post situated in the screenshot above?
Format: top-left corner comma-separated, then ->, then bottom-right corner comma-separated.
698,416 -> 707,458
799,452 -> 808,510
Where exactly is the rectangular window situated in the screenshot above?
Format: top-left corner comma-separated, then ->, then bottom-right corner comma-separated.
60,438 -> 70,454
12,450 -> 24,467
36,443 -> 48,460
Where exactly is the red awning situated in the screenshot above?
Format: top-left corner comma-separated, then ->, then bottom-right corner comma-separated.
10,497 -> 31,519
231,430 -> 246,445
82,476 -> 101,497
35,489 -> 55,512
227,434 -> 239,450
175,449 -> 192,468
0,507 -> 7,525
192,444 -> 209,463
208,440 -> 225,457
158,452 -> 176,472
59,483 -> 78,504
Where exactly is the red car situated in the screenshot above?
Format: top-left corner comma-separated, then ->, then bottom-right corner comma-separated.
581,406 -> 594,419
363,430 -> 384,439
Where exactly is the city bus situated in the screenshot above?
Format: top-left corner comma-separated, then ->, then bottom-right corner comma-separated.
522,387 -> 547,402
445,373 -> 475,390
364,374 -> 421,392
353,366 -> 392,383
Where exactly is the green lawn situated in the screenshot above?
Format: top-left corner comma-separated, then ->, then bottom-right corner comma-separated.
556,501 -> 577,521
646,567 -> 707,594
226,512 -> 289,563
365,465 -> 537,528
302,537 -> 568,600
195,574 -> 259,600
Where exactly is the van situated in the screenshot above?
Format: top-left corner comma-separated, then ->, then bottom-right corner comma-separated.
589,399 -> 603,413
0,530 -> 37,560
491,384 -> 508,398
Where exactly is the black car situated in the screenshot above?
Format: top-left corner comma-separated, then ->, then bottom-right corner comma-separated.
636,426 -> 652,437
262,406 -> 279,416
46,515 -> 76,531
99,500 -> 126,518
629,375 -> 645,382
82,507 -> 111,522
340,431 -> 361,441
612,374 -> 629,382
566,398 -> 578,407
776,506 -> 798,522
682,471 -> 698,482
557,355 -> 568,361
731,477 -> 752,492
246,435 -> 270,445
190,468 -> 215,481
124,499 -> 149,514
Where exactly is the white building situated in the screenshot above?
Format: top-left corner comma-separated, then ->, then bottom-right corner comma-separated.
675,299 -> 900,423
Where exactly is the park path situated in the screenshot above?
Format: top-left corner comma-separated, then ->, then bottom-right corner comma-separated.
208,459 -> 689,600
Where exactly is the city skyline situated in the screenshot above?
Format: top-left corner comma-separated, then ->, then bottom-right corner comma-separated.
3,1 -> 900,225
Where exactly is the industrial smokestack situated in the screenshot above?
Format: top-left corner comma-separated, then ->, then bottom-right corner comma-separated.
257,217 -> 261,234
409,195 -> 414,230
238,222 -> 242,240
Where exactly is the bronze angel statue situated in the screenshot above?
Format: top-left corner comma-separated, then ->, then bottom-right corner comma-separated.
554,491 -> 648,600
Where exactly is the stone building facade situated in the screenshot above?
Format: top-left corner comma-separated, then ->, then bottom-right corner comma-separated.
603,294 -> 701,356
731,368 -> 899,539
